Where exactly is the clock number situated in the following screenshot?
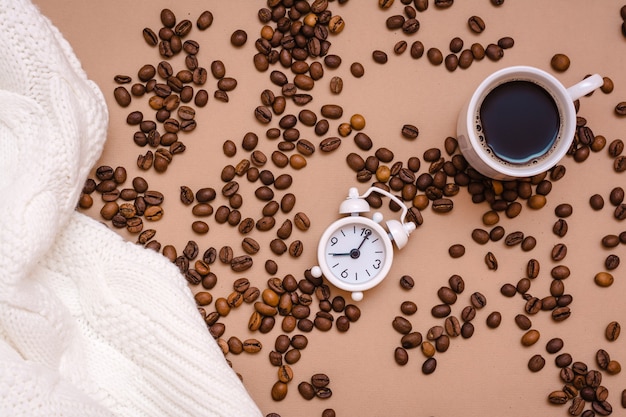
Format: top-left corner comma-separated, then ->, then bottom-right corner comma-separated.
360,228 -> 372,237
373,259 -> 381,269
330,236 -> 338,246
341,269 -> 348,279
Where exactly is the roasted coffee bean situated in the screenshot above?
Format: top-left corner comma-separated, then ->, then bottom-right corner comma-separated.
471,228 -> 490,244
548,390 -> 569,405
515,314 -> 532,331
486,311 -> 502,328
468,16 -> 485,33
589,193 -> 605,210
372,50 -> 388,64
484,252 -> 498,270
444,316 -> 461,337
231,255 -> 252,272
606,321 -> 621,341
470,292 -> 487,309
431,303 -> 451,318
595,271 -> 614,287
427,48 -> 443,65
552,306 -> 571,322
400,124 -> 419,140
400,301 -> 418,316
114,86 -> 131,107
142,27 -> 158,46
605,254 -> 620,270
461,322 -> 474,338
450,244 -> 466,258
500,283 -> 517,297
505,231 -> 524,246
551,265 -> 571,280
394,347 -> 409,365
554,203 -> 573,218
521,329 -> 540,346
399,275 -> 415,290
609,139 -> 624,157
437,286 -> 457,304
288,240 -> 303,257
422,357 -> 437,375
320,104 -> 343,119
446,275 -> 464,294
546,337 -> 564,354
410,40 -> 425,58
550,53 -> 570,72
528,354 -> 546,372
298,381 -> 316,400
553,219 -> 568,237
524,297 -> 542,315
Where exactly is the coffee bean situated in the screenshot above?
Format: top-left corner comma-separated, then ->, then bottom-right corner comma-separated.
484,252 -> 498,270
521,329 -> 540,346
431,304 -> 451,318
609,139 -> 624,157
298,381 -> 316,400
320,104 -> 343,119
114,86 -> 131,107
610,186 -> 625,206
550,53 -> 570,72
437,286 -> 457,305
468,16 -> 485,33
606,321 -> 621,341
515,314 -> 532,330
394,347 -> 409,365
548,390 -> 569,405
426,48 -> 443,65
422,357 -> 437,374
595,271 -> 614,287
471,228 -> 490,244
446,275 -> 464,294
605,254 -> 620,270
372,50 -> 388,64
500,283 -> 517,297
399,275 -> 415,290
485,43 -> 504,61
448,244 -> 465,258
470,292 -> 487,309
401,124 -> 419,139
528,354 -> 546,372
400,301 -> 418,316
486,311 -> 502,328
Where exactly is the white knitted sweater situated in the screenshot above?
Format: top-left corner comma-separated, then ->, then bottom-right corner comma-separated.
0,1 -> 262,416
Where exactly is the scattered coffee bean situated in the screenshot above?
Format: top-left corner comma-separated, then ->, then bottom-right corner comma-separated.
551,53 -> 570,72
528,354 -> 546,372
486,311 -> 502,328
606,321 -> 621,341
467,16 -> 485,33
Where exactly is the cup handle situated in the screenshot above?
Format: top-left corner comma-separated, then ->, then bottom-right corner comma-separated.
567,74 -> 604,101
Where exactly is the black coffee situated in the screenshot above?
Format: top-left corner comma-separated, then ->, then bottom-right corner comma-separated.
479,80 -> 560,164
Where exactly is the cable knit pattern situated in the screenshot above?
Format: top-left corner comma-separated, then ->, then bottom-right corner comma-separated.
0,0 -> 262,416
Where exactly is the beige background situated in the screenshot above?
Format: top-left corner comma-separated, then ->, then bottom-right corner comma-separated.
34,1 -> 626,416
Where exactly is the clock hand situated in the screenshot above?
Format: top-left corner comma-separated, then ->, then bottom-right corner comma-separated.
355,229 -> 372,251
328,252 -> 352,256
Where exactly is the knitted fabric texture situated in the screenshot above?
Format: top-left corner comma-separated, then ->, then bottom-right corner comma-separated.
0,1 -> 262,416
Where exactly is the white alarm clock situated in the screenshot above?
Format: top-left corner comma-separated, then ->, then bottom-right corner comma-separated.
311,187 -> 416,301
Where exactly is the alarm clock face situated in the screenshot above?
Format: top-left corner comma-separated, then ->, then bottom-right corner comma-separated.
318,217 -> 393,290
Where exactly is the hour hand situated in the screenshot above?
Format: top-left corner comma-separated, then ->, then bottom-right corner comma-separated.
328,252 -> 352,256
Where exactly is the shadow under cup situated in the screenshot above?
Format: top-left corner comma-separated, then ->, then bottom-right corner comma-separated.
457,67 -> 588,180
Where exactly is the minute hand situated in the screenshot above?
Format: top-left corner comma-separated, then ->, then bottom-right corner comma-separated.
355,230 -> 371,250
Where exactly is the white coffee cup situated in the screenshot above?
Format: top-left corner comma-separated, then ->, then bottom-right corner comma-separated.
457,66 -> 604,180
